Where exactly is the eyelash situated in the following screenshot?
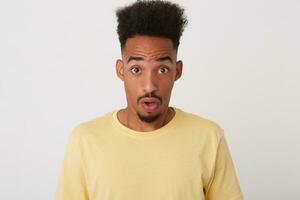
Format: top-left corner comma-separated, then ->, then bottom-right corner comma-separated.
130,66 -> 141,74
158,67 -> 169,74
129,66 -> 169,74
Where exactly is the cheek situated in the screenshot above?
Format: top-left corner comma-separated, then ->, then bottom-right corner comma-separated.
160,79 -> 175,96
162,75 -> 175,87
124,78 -> 139,100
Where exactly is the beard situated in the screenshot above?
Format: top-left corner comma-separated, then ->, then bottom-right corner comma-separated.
137,112 -> 161,123
136,92 -> 163,123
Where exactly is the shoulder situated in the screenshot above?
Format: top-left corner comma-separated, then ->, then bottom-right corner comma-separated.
69,111 -> 115,139
175,107 -> 225,143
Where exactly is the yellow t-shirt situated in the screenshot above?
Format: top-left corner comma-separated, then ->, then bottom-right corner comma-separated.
56,108 -> 243,200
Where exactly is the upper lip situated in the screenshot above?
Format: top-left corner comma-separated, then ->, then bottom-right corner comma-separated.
140,97 -> 161,104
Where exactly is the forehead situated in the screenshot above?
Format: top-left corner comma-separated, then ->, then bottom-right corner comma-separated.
123,36 -> 176,59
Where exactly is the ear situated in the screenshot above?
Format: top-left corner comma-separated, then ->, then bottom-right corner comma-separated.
175,60 -> 183,81
115,59 -> 124,81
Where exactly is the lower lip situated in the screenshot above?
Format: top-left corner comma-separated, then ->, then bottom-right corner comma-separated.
142,103 -> 159,112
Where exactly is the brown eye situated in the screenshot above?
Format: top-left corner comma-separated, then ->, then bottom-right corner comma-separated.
158,67 -> 169,74
131,67 -> 141,74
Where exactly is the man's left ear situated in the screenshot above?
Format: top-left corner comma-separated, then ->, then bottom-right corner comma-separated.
175,60 -> 183,81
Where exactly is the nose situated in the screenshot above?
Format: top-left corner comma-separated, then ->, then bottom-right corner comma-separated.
142,71 -> 158,94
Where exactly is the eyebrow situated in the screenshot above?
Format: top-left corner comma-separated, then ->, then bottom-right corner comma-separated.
127,56 -> 173,63
156,56 -> 173,63
127,56 -> 144,63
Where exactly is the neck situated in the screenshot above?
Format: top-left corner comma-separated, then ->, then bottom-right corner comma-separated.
117,107 -> 175,132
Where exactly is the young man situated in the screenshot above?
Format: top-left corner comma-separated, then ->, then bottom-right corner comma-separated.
56,1 -> 243,199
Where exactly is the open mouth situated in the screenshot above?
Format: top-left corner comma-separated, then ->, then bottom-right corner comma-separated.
140,98 -> 160,112
142,102 -> 159,112
144,102 -> 154,106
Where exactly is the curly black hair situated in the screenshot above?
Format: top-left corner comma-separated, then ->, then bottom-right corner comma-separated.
116,0 -> 188,50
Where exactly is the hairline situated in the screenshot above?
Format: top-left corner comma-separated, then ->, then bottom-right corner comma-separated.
120,34 -> 179,54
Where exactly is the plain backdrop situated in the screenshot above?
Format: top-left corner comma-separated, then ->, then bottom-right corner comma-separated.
0,0 -> 299,199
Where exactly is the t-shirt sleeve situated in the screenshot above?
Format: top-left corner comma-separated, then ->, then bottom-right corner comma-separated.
205,131 -> 243,200
55,126 -> 89,200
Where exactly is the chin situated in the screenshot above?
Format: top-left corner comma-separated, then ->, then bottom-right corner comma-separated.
137,112 -> 161,123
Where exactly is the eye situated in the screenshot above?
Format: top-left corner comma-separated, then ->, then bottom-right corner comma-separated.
158,67 -> 169,74
130,67 -> 141,74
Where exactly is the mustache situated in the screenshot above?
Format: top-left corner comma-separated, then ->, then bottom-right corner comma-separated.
137,92 -> 162,104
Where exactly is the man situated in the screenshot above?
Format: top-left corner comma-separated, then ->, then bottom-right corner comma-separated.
56,1 -> 243,199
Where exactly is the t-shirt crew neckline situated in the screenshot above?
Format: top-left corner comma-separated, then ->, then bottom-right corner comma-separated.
111,107 -> 181,139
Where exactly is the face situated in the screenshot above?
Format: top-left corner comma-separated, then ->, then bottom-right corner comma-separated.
116,36 -> 183,123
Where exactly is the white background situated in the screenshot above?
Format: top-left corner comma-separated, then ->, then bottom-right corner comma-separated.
0,0 -> 299,199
